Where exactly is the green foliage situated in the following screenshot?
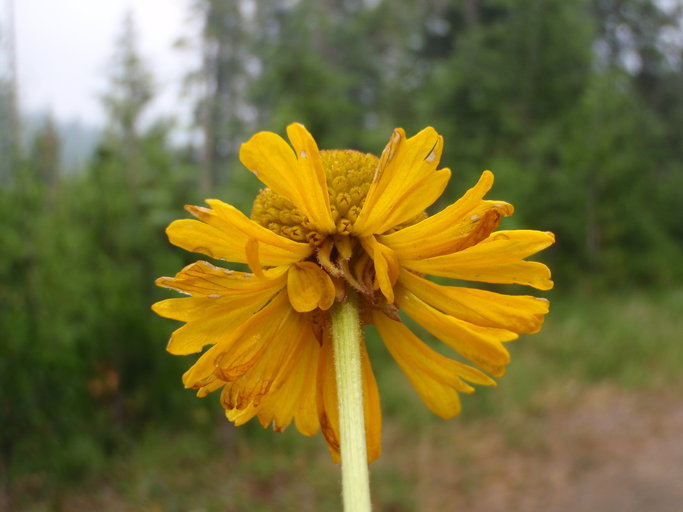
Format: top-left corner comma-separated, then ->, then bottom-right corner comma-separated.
0,125 -> 203,483
533,71 -> 679,285
0,17 -> 204,484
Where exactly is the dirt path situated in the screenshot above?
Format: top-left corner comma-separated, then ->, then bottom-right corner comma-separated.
410,385 -> 683,512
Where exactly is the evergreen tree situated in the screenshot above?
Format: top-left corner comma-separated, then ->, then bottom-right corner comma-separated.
191,0 -> 250,191
0,12 -> 19,185
1,12 -> 199,484
29,114 -> 61,191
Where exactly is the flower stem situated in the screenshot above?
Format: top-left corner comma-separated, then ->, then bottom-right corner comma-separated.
331,290 -> 372,512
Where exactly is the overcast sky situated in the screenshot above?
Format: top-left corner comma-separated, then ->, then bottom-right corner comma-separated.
11,0 -> 195,126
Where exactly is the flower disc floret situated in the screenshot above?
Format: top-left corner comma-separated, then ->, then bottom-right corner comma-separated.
251,149 -> 429,306
251,149 -> 378,242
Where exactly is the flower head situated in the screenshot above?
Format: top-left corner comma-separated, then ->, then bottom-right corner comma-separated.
153,123 -> 554,462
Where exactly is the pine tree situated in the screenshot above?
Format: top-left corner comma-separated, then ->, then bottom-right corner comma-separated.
191,0 -> 249,191
29,114 -> 61,191
0,1 -> 20,185
100,11 -> 154,186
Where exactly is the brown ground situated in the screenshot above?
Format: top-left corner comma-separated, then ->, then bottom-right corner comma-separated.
403,384 -> 683,512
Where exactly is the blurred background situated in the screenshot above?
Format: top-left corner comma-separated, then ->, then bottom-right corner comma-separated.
1,0 -> 682,510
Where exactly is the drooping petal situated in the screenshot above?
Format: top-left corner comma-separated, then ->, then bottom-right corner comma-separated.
226,403 -> 259,427
316,328 -> 382,463
259,326 -> 321,436
359,236 -> 399,304
244,238 -> 264,277
152,262 -> 287,355
226,325 -> 321,436
396,288 -> 516,377
360,339 -> 382,462
219,309 -> 307,412
159,294 -> 272,355
182,292 -> 291,390
317,330 -> 340,462
287,262 -> 336,312
398,230 -> 555,290
398,268 -> 550,334
380,171 -> 513,259
374,312 -> 495,418
353,127 -> 451,236
196,378 -> 224,398
239,123 -> 336,232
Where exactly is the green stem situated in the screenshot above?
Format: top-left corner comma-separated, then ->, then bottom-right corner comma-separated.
331,290 -> 372,512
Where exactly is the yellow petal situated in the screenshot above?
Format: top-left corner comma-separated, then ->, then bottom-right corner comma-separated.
359,236 -> 399,304
282,332 -> 322,436
153,296 -> 224,323
154,260 -> 287,297
396,288 -> 516,377
287,262 -> 336,312
286,123 -> 335,230
166,203 -> 312,267
316,329 -> 382,463
239,124 -> 335,232
353,127 -> 451,236
374,312 -> 494,419
226,403 -> 259,426
219,310 -> 306,411
153,264 -> 287,355
168,200 -> 311,266
317,330 -> 340,462
380,171 -> 514,259
182,292 -> 291,388
161,293 -> 270,355
244,238 -> 264,277
399,230 -> 555,290
398,268 -> 550,334
196,378 -> 223,398
165,219 -> 243,262
254,327 -> 321,436
361,339 -> 382,462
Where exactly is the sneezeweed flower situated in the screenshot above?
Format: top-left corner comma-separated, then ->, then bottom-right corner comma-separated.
153,123 -> 554,466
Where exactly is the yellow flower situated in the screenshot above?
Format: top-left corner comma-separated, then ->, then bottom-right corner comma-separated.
153,123 -> 554,463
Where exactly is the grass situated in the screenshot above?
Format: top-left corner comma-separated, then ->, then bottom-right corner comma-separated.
517,287 -> 683,390
8,288 -> 683,511
370,286 -> 683,427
